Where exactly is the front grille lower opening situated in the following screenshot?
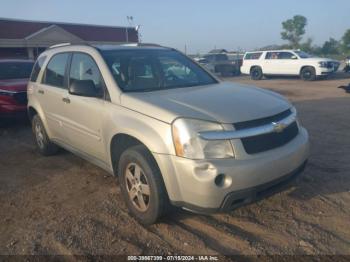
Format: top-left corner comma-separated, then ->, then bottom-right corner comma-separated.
232,109 -> 298,155
241,122 -> 299,154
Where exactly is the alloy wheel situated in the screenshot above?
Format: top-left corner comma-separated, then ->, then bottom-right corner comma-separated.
124,162 -> 151,212
35,122 -> 45,149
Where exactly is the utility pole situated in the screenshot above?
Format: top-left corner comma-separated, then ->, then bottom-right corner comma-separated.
125,27 -> 128,43
135,25 -> 141,43
126,16 -> 134,43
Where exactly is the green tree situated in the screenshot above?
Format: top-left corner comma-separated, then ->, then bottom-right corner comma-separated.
342,29 -> 350,53
321,38 -> 340,55
299,38 -> 313,53
281,15 -> 307,48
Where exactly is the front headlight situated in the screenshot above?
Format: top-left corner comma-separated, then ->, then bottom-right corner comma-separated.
172,118 -> 234,159
318,61 -> 328,68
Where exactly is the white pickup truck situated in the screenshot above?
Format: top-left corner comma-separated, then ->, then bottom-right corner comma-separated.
241,50 -> 340,81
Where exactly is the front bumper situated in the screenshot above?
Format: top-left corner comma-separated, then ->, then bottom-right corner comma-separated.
153,127 -> 309,212
316,66 -> 339,76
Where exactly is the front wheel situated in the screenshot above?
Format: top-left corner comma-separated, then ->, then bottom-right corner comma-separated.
250,67 -> 263,80
118,145 -> 170,225
300,67 -> 316,81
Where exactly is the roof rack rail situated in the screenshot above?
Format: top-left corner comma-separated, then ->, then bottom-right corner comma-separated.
49,43 -> 71,49
120,43 -> 163,47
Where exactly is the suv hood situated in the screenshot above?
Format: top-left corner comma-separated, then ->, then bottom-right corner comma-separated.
302,57 -> 339,63
120,82 -> 291,124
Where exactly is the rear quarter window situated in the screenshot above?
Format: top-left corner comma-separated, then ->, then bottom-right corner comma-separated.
30,56 -> 46,82
244,52 -> 263,60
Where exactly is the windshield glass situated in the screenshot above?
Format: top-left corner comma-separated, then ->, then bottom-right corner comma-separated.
0,62 -> 34,80
294,51 -> 313,58
101,49 -> 218,92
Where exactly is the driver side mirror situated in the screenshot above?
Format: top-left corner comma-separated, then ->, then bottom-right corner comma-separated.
291,55 -> 298,60
69,79 -> 98,97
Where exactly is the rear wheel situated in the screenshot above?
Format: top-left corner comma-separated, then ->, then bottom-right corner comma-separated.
250,67 -> 263,80
118,145 -> 170,225
32,114 -> 59,156
300,67 -> 316,81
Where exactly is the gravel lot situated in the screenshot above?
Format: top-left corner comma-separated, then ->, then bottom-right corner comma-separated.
1,74 -> 350,256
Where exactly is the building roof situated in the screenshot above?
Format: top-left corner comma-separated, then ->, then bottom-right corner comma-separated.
0,18 -> 138,42
0,58 -> 34,63
209,49 -> 228,54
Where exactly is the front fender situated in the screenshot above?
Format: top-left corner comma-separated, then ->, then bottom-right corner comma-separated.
104,104 -> 175,166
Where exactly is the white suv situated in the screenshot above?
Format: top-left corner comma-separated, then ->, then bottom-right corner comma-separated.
241,50 -> 340,81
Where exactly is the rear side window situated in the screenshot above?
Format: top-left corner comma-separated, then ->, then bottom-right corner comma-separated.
244,52 -> 262,60
265,52 -> 295,60
30,56 -> 46,82
43,53 -> 69,88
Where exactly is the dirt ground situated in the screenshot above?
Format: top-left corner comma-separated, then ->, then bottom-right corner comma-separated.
1,74 -> 350,257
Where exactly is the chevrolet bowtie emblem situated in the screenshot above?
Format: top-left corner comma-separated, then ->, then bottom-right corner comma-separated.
272,122 -> 287,133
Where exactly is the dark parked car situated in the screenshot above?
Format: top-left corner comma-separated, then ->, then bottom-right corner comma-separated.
202,53 -> 241,76
0,59 -> 34,118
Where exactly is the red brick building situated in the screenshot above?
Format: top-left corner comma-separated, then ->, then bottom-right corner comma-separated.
0,18 -> 138,59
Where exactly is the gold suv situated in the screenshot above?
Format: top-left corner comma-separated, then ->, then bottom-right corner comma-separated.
27,43 -> 309,224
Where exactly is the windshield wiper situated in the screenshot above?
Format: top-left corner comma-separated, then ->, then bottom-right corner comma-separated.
123,82 -> 214,93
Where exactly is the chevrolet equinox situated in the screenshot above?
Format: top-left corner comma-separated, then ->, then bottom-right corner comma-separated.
27,43 -> 309,225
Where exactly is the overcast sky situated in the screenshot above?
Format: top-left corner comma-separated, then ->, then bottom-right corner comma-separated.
1,0 -> 349,53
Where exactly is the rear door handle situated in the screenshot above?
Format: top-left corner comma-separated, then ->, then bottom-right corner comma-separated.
62,97 -> 70,104
38,90 -> 44,94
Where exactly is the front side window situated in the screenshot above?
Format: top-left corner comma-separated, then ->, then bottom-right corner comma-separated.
278,52 -> 295,59
0,61 -> 34,80
294,51 -> 313,58
30,56 -> 46,82
101,49 -> 218,92
43,53 -> 69,88
69,53 -> 104,97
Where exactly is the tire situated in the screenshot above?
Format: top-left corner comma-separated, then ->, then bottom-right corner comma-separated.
220,71 -> 230,77
235,67 -> 241,76
300,67 -> 316,81
32,114 -> 59,156
250,67 -> 263,80
118,145 -> 170,225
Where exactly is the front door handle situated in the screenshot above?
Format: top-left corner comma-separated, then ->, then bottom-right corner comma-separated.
38,90 -> 44,94
62,97 -> 70,104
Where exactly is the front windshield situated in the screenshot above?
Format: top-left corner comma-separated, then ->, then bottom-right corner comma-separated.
101,49 -> 218,92
294,51 -> 313,58
0,62 -> 34,80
